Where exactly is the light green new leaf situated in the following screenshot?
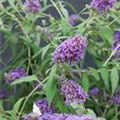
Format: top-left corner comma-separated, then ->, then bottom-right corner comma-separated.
11,97 -> 25,120
100,68 -> 110,91
71,103 -> 85,114
11,75 -> 38,85
44,64 -> 57,105
111,68 -> 119,95
87,109 -> 97,117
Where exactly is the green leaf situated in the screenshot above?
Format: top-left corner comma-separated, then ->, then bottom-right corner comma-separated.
111,68 -> 119,95
32,49 -> 42,59
11,75 -> 38,85
106,107 -> 115,118
100,68 -> 110,91
44,64 -> 57,105
54,91 -> 71,113
42,44 -> 51,60
11,97 -> 25,120
82,73 -> 89,92
89,68 -> 100,81
112,117 -> 119,120
99,26 -> 113,46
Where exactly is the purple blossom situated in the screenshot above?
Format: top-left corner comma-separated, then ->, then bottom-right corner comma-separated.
0,90 -> 7,99
90,87 -> 99,96
52,34 -> 87,64
91,0 -> 116,12
108,90 -> 120,104
112,31 -> 120,58
61,80 -> 88,105
80,115 -> 94,120
25,0 -> 41,13
4,68 -> 27,83
109,96 -> 120,104
38,114 -> 81,120
24,113 -> 39,120
35,99 -> 56,114
69,14 -> 80,26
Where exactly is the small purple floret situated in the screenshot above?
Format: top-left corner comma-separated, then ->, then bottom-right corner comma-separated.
35,99 -> 56,114
109,90 -> 120,104
5,68 -> 27,83
69,14 -> 80,26
91,0 -> 116,12
0,90 -> 7,99
90,87 -> 99,96
24,113 -> 38,120
25,0 -> 41,13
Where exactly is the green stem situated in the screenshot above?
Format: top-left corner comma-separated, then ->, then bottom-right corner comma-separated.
27,47 -> 32,74
68,65 -> 74,78
109,16 -> 120,26
103,44 -> 120,66
75,64 -> 81,78
103,107 -> 108,117
0,100 -> 4,113
115,106 -> 118,118
50,0 -> 64,19
0,59 -> 7,67
17,78 -> 47,119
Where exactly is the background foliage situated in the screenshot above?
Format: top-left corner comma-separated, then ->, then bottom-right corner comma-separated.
0,0 -> 120,120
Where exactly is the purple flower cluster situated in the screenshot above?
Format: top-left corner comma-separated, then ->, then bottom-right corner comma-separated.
0,90 -> 7,99
25,0 -> 41,13
24,113 -> 38,120
112,31 -> 120,58
90,87 -> 99,96
91,0 -> 116,12
109,96 -> 120,104
61,80 -> 88,105
52,34 -> 87,64
69,14 -> 80,26
35,99 -> 56,114
109,90 -> 120,104
4,68 -> 27,83
38,114 -> 94,120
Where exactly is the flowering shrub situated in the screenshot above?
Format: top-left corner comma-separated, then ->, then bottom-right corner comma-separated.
0,0 -> 120,120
